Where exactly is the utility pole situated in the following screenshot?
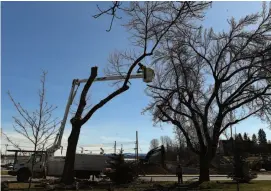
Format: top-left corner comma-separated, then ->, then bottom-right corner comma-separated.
5,144 -> 8,164
120,144 -> 123,154
134,141 -> 137,161
136,131 -> 139,162
5,144 -> 8,156
114,141 -> 116,154
134,148 -> 137,161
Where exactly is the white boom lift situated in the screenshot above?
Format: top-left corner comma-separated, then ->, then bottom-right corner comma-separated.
47,63 -> 154,156
8,63 -> 155,182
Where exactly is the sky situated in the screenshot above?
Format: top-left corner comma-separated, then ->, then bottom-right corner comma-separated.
1,1 -> 270,156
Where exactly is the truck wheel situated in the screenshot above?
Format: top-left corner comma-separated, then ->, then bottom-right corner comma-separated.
17,169 -> 30,182
42,170 -> 47,179
75,171 -> 90,179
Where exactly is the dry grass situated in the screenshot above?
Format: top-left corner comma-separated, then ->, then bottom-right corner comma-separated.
7,182 -> 40,189
5,181 -> 271,190
1,170 -> 9,175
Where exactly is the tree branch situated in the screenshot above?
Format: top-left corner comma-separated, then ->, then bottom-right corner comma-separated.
157,105 -> 200,154
73,67 -> 98,122
81,85 -> 129,125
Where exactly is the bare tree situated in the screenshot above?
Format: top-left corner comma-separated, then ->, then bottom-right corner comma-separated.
8,71 -> 58,186
2,132 -> 22,151
145,3 -> 271,182
173,127 -> 186,148
160,135 -> 173,150
160,136 -> 166,147
61,1 -> 210,184
150,139 -> 159,150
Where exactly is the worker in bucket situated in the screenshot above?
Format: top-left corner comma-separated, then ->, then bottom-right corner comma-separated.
176,164 -> 183,184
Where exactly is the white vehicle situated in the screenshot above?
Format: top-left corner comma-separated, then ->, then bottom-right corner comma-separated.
8,64 -> 154,182
10,152 -> 109,181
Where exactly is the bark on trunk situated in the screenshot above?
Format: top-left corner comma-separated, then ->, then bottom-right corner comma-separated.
199,153 -> 210,182
61,124 -> 81,184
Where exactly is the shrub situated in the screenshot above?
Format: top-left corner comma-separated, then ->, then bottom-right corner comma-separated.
228,144 -> 257,183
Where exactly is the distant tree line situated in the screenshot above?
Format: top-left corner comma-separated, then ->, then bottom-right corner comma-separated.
221,128 -> 271,156
149,128 -> 200,165
234,128 -> 268,145
150,128 -> 271,163
149,136 -> 178,162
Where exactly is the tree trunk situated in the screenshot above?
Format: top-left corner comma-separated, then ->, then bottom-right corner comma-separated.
61,124 -> 81,184
199,153 -> 211,182
28,144 -> 37,190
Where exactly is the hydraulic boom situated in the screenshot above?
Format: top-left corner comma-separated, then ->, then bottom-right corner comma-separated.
46,64 -> 155,156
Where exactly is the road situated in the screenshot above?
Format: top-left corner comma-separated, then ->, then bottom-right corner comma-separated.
139,174 -> 271,181
1,174 -> 271,182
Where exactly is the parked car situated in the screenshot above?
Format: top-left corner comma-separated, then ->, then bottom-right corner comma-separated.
7,164 -> 14,170
1,163 -> 13,170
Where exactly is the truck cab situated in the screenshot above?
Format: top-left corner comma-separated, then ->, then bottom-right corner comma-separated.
8,150 -> 47,182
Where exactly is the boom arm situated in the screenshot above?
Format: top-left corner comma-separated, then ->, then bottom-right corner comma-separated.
46,64 -> 155,156
46,79 -> 79,155
78,74 -> 143,83
144,145 -> 165,162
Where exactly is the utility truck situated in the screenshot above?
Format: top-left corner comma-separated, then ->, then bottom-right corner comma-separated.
8,150 -> 110,181
8,64 -> 155,182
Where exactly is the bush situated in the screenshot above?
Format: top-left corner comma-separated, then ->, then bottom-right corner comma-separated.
105,154 -> 138,184
228,144 -> 257,183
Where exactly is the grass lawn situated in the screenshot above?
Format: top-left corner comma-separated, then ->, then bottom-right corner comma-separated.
1,170 -> 8,175
199,180 -> 271,190
7,183 -> 39,189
